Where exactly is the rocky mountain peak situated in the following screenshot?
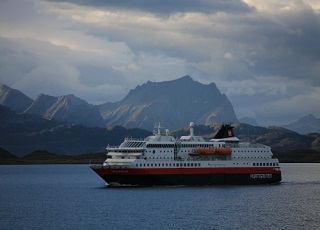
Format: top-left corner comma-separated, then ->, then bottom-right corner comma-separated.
58,94 -> 88,106
0,84 -> 33,112
25,93 -> 105,127
100,76 -> 238,130
282,114 -> 320,134
298,114 -> 318,122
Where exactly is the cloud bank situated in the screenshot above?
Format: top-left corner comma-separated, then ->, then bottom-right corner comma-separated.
0,0 -> 320,125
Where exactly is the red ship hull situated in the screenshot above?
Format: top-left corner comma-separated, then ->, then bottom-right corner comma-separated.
91,167 -> 282,186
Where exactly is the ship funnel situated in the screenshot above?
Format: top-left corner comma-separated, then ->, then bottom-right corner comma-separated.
214,124 -> 235,139
189,122 -> 194,136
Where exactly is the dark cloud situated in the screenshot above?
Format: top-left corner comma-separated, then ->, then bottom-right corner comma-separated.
1,0 -> 320,125
46,0 -> 252,14
248,7 -> 320,85
77,65 -> 123,87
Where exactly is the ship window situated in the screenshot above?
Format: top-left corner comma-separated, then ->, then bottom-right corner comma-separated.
191,163 -> 193,166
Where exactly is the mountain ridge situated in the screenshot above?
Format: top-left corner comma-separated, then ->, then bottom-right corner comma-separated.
2,78 -> 320,133
0,105 -> 319,158
1,76 -> 238,130
24,93 -> 105,127
99,76 -> 238,129
0,104 -> 151,156
282,114 -> 320,134
0,84 -> 33,112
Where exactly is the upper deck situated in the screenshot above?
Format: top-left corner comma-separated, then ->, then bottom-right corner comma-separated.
105,122 -> 275,164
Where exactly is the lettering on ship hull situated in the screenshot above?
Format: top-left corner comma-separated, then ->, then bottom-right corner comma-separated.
250,174 -> 272,179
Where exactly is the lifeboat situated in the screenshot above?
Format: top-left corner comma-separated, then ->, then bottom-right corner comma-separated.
189,147 -> 214,156
215,148 -> 232,155
197,147 -> 216,155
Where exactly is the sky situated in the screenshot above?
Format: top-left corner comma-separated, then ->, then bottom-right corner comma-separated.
0,0 -> 320,126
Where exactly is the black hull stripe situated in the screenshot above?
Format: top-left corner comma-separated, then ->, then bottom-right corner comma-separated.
96,173 -> 282,186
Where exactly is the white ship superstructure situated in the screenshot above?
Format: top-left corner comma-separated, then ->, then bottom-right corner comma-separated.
91,122 -> 281,186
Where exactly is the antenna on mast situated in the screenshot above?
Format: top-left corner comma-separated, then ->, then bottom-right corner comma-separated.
154,122 -> 164,135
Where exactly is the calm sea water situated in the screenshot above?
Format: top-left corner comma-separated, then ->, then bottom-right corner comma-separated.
1,163 -> 320,230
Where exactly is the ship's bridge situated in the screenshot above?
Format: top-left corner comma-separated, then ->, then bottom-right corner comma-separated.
145,135 -> 176,142
143,123 -> 177,143
179,122 -> 206,142
119,139 -> 146,148
180,135 -> 205,142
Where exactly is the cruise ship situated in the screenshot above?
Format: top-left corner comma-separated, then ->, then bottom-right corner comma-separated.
90,122 -> 282,186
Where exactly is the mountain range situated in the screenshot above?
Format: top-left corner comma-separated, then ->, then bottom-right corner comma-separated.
2,76 -> 319,134
1,76 -> 320,158
0,101 -> 319,157
0,76 -> 238,130
0,104 -> 151,156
